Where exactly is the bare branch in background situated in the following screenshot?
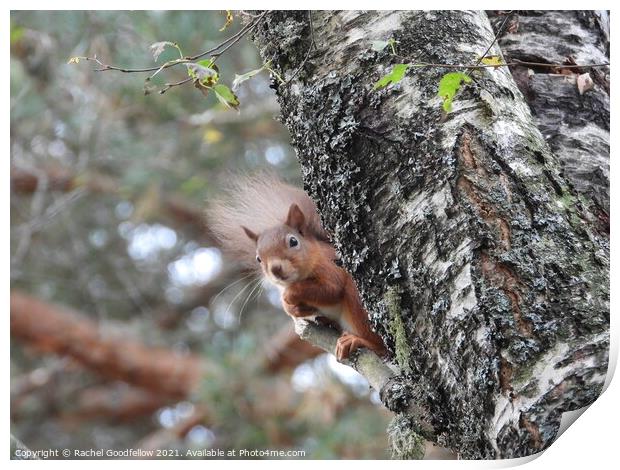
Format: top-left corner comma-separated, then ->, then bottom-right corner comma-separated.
11,166 -> 213,242
66,384 -> 176,422
263,324 -> 323,373
11,166 -> 117,194
11,290 -> 204,399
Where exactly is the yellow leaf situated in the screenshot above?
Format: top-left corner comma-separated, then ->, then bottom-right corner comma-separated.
481,56 -> 503,67
219,10 -> 233,32
203,128 -> 223,144
67,57 -> 81,64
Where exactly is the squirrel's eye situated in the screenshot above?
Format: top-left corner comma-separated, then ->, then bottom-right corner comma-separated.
288,236 -> 299,248
256,255 -> 262,264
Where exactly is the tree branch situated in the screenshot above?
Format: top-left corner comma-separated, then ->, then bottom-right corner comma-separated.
67,385 -> 175,422
294,319 -> 394,393
72,11 -> 269,76
293,319 -> 434,440
392,58 -> 610,70
10,290 -> 204,399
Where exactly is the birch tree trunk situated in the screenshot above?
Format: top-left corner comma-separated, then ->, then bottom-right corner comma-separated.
488,10 -> 610,231
253,10 -> 609,459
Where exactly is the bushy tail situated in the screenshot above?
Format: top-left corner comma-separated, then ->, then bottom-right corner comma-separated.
207,172 -> 328,265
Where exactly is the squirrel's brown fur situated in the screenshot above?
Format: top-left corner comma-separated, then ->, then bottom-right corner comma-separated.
207,172 -> 329,267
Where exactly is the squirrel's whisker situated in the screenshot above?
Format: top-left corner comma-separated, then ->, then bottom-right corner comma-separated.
222,278 -> 259,323
237,278 -> 263,324
210,271 -> 257,306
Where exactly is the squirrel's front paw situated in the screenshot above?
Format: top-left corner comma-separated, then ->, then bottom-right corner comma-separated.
335,333 -> 373,361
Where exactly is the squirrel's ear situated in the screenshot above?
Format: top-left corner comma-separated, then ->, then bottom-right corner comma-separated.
241,226 -> 258,243
285,203 -> 305,232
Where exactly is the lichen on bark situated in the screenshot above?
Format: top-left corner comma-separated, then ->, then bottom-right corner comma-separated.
384,287 -> 410,373
388,414 -> 426,460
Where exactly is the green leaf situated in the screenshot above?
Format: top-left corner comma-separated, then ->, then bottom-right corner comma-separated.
212,84 -> 240,109
437,72 -> 472,113
373,63 -> 409,90
197,58 -> 218,71
232,66 -> 265,91
187,60 -> 220,98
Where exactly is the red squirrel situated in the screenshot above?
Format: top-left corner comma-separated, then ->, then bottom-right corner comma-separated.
209,173 -> 386,361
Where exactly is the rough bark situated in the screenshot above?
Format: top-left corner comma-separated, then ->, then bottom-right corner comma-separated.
253,10 -> 609,459
488,10 -> 610,232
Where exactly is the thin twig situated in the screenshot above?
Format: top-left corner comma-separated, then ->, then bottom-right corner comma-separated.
510,59 -> 609,69
264,62 -> 286,85
78,11 -> 269,75
211,11 -> 268,63
475,10 -> 514,67
159,76 -> 193,94
238,10 -> 262,19
409,60 -> 609,70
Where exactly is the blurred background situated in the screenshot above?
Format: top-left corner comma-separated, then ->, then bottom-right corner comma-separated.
10,11 -> 390,458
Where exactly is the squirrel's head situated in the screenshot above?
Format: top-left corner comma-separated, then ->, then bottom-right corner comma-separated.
241,203 -> 314,286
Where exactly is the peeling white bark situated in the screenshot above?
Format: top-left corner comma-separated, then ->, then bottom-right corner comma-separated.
490,10 -> 610,220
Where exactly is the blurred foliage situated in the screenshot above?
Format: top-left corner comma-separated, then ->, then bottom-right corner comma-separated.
10,11 -> 390,459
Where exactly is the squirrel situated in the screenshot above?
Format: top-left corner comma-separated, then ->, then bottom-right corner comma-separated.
208,173 -> 387,361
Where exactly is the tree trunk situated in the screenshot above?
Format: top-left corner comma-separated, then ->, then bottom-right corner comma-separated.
488,10 -> 610,231
253,10 -> 609,459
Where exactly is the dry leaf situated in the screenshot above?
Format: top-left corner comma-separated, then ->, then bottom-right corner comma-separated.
507,17 -> 519,33
219,10 -> 233,32
577,73 -> 594,95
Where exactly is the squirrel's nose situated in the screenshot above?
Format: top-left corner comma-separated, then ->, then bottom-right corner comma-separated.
271,264 -> 285,280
